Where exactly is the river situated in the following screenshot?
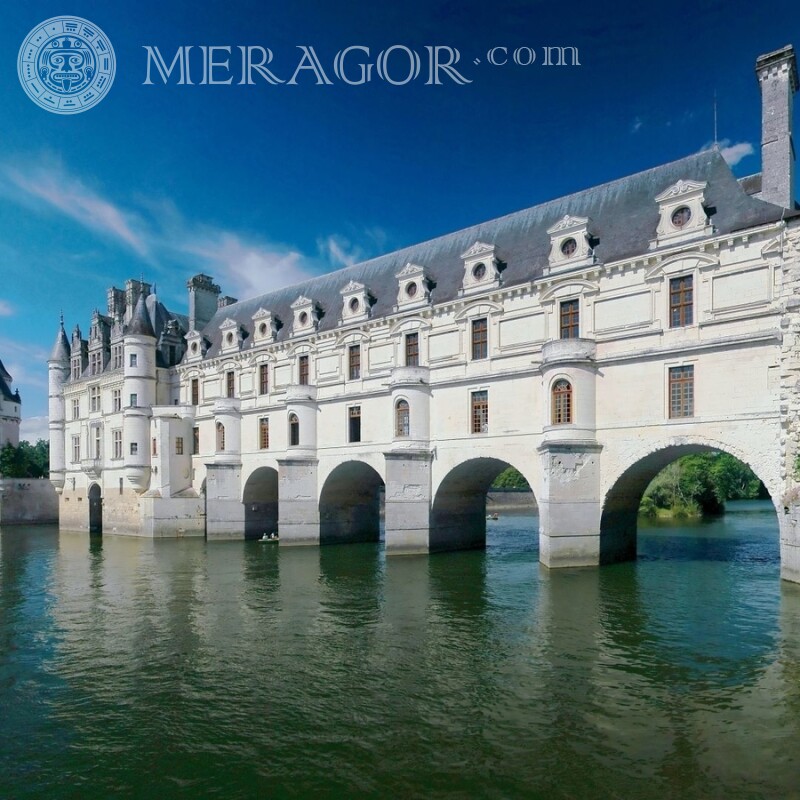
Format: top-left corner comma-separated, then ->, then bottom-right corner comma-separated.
1,499 -> 798,799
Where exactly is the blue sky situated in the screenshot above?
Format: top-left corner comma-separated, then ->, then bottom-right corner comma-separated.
1,0 -> 799,440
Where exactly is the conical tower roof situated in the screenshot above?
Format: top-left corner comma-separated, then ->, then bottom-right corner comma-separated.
49,317 -> 70,362
127,291 -> 156,338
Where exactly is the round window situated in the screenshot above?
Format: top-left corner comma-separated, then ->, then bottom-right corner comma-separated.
406,282 -> 418,298
671,206 -> 692,228
299,311 -> 308,325
191,342 -> 198,354
560,238 -> 577,257
226,332 -> 234,345
349,297 -> 360,313
259,322 -> 267,336
472,262 -> 486,280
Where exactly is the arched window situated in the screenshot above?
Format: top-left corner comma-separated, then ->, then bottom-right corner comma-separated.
395,399 -> 410,437
551,380 -> 573,425
289,413 -> 300,447
216,422 -> 226,451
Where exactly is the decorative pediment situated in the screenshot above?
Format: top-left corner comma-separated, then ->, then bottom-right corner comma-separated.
546,215 -> 590,235
460,241 -> 496,260
460,242 -> 501,296
339,280 -> 371,324
291,295 -> 313,309
654,179 -> 707,203
219,317 -> 243,352
395,263 -> 432,309
184,329 -> 209,361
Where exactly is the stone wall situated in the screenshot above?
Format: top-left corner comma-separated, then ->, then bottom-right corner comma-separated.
0,478 -> 58,525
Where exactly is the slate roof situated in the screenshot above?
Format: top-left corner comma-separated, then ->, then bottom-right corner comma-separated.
0,360 -> 19,403
49,322 -> 70,362
198,149 -> 791,359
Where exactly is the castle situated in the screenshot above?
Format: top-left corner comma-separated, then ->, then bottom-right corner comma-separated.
49,45 -> 800,582
0,360 -> 21,448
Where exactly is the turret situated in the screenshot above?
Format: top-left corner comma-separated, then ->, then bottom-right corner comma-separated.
48,317 -> 70,491
123,291 -> 157,493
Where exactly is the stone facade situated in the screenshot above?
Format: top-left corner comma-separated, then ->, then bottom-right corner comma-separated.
50,46 -> 800,581
0,360 -> 21,447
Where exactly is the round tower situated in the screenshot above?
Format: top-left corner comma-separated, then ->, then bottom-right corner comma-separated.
48,317 -> 70,492
123,292 -> 157,492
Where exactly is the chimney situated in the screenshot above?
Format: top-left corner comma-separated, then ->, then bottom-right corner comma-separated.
756,45 -> 798,208
187,274 -> 221,331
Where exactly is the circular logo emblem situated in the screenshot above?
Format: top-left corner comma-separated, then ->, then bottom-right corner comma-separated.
18,16 -> 115,114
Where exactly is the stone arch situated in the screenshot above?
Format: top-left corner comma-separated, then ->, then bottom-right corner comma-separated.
430,457 -> 536,553
319,460 -> 385,545
242,466 -> 279,539
88,482 -> 102,535
600,437 -> 777,565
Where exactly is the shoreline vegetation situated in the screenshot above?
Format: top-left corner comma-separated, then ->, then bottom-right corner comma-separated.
490,453 -> 767,519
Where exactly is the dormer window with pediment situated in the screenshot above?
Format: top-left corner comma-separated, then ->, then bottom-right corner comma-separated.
219,318 -> 244,354
340,281 -> 371,325
291,295 -> 320,336
546,215 -> 596,274
185,329 -> 209,362
395,263 -> 432,310
460,242 -> 502,295
252,308 -> 278,344
651,180 -> 712,249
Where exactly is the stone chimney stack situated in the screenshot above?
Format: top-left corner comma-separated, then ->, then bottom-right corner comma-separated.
756,44 -> 798,208
187,274 -> 221,332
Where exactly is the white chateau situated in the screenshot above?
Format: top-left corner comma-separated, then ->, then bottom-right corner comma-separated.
50,45 -> 800,582
0,360 -> 21,447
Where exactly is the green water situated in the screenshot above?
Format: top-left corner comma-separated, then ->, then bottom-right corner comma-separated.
2,500 -> 799,799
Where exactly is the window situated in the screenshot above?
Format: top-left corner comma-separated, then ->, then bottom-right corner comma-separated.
226,371 -> 235,398
298,355 -> 309,385
349,345 -> 361,380
129,393 -> 138,408
349,406 -> 361,443
669,365 -> 694,418
71,359 -> 81,380
94,427 -> 101,459
72,435 -> 80,463
551,380 -> 573,425
112,389 -> 121,413
405,333 -> 419,367
175,437 -> 184,455
112,429 -> 122,460
216,422 -> 226,451
471,318 -> 488,360
560,299 -> 579,339
471,390 -> 488,434
90,351 -> 102,376
191,378 -> 199,406
72,398 -> 80,420
259,364 -> 269,395
192,426 -> 199,455
129,353 -> 138,367
112,345 -> 123,370
89,385 -> 100,413
259,417 -> 269,449
669,275 -> 693,328
169,345 -> 176,364
289,413 -> 300,446
130,442 -> 139,456
152,438 -> 158,457
395,399 -> 410,438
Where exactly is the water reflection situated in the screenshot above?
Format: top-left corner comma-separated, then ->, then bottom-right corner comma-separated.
1,501 -> 799,799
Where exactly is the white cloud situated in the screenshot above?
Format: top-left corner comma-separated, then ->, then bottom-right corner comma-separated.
699,139 -> 755,167
3,159 -> 148,256
0,300 -> 13,316
19,416 -> 49,444
317,234 -> 363,268
631,116 -> 643,134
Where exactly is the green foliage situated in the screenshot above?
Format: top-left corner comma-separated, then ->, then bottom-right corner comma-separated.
639,452 -> 764,517
0,440 -> 49,478
491,467 -> 531,490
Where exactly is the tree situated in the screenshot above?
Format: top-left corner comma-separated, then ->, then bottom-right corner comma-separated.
491,467 -> 531,490
0,440 -> 49,478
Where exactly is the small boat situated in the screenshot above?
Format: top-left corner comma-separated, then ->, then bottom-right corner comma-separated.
261,532 -> 279,542
487,513 -> 499,521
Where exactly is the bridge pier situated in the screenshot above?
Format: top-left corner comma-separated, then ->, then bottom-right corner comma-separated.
538,442 -> 604,568
205,461 -> 245,540
277,457 -> 320,546
780,509 -> 800,583
384,450 -> 433,555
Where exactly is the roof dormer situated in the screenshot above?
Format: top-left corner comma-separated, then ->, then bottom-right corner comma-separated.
460,241 -> 501,295
395,263 -> 431,310
252,307 -> 278,344
291,295 -> 320,336
184,329 -> 209,362
546,215 -> 595,274
219,317 -> 244,354
651,179 -> 712,249
339,280 -> 371,325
